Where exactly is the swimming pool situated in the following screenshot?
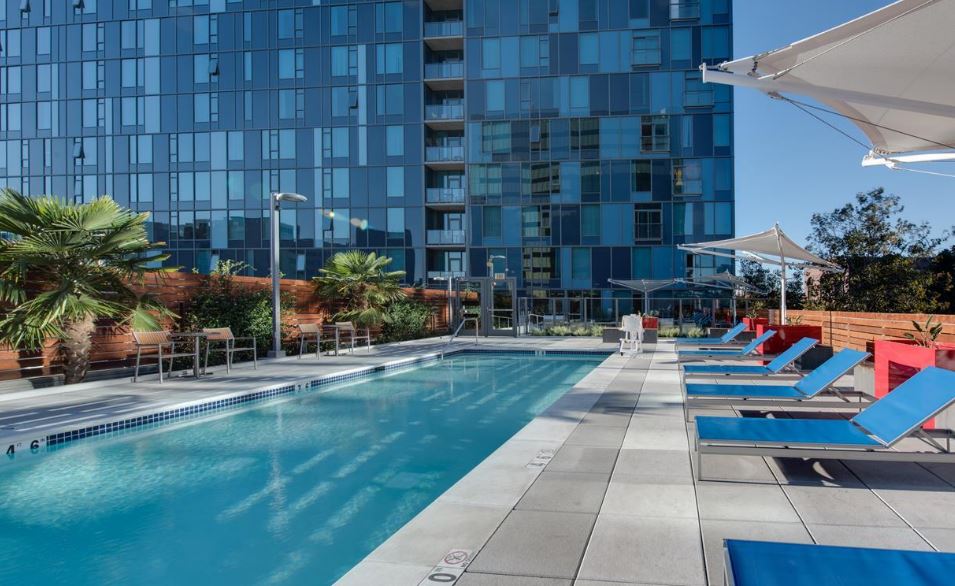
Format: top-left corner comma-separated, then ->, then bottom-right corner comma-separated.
0,352 -> 604,585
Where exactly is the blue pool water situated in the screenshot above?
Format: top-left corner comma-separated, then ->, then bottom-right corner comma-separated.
0,353 -> 603,585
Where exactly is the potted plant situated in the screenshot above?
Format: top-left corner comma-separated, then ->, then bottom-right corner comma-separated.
742,302 -> 769,331
755,314 -> 823,355
874,317 -> 955,428
642,311 -> 659,330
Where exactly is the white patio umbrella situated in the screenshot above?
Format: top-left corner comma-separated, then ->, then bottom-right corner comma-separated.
685,271 -> 767,323
702,0 -> 955,175
607,278 -> 683,314
678,224 -> 841,323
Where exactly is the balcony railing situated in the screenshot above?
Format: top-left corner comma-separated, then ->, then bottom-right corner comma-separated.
426,187 -> 466,204
427,229 -> 466,245
427,270 -> 466,279
425,145 -> 464,162
424,20 -> 463,38
424,61 -> 464,79
425,103 -> 464,120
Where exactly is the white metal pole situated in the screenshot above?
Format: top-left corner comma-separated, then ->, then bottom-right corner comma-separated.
779,257 -> 787,325
270,194 -> 284,357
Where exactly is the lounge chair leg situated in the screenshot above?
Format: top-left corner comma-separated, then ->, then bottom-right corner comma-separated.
134,347 -> 141,382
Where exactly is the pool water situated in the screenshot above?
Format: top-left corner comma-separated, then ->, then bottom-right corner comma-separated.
0,353 -> 603,585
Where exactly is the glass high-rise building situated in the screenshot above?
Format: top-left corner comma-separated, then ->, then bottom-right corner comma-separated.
1,0 -> 733,309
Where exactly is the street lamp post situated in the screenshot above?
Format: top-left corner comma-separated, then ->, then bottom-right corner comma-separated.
270,192 -> 307,358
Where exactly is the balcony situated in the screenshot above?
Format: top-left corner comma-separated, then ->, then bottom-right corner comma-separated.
426,145 -> 464,163
424,20 -> 463,38
425,61 -> 464,80
425,103 -> 464,121
426,187 -> 466,204
426,229 -> 466,245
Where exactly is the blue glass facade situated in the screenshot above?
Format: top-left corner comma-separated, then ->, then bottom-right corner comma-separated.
1,0 -> 732,299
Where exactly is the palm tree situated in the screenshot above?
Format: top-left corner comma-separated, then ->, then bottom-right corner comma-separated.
0,190 -> 173,383
312,251 -> 406,327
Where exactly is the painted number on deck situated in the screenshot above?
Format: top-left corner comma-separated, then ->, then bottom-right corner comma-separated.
418,549 -> 472,585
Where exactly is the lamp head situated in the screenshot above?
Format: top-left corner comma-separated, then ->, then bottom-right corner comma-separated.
273,192 -> 307,203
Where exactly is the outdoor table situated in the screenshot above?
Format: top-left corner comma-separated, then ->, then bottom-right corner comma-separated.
170,332 -> 209,377
321,325 -> 343,356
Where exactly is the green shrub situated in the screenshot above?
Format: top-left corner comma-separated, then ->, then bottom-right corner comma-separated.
530,324 -> 604,337
181,261 -> 294,364
657,326 -> 681,338
686,327 -> 706,338
379,300 -> 433,343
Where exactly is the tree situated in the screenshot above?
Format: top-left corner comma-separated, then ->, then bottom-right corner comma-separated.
929,246 -> 955,314
0,190 -> 173,383
312,251 -> 406,327
806,188 -> 950,313
739,260 -> 804,312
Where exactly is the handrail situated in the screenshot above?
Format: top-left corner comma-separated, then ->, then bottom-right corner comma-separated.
441,317 -> 478,359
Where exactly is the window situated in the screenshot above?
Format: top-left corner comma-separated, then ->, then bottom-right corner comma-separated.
581,205 -> 600,237
376,43 -> 403,75
684,71 -> 713,107
332,87 -> 356,116
331,46 -> 357,77
579,33 -> 598,66
482,122 -> 510,154
673,159 -> 702,195
670,0 -> 700,19
569,76 -> 589,112
581,161 -> 600,194
36,101 -> 51,130
634,204 -> 662,242
387,207 -> 404,239
36,27 -> 50,55
279,49 -> 303,79
631,31 -> 661,66
193,55 -> 209,84
671,28 -> 691,62
520,35 -> 549,68
632,160 -> 651,191
386,125 -> 404,156
640,115 -> 669,152
521,206 -> 550,238
376,84 -> 404,116
277,9 -> 302,40
36,64 -> 51,93
194,15 -> 210,45
330,5 -> 357,36
529,163 -> 560,195
386,166 -> 404,197
278,89 -> 302,120
486,80 -> 504,112
571,248 -> 590,280
376,2 -> 402,34
482,38 -> 501,72
702,27 -> 730,62
713,114 -> 730,149
483,206 -> 502,238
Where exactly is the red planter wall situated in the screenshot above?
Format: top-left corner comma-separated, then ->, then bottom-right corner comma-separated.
873,339 -> 955,429
755,324 -> 823,355
642,316 -> 659,330
743,317 -> 769,331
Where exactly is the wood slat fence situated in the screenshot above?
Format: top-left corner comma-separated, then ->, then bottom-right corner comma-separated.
768,310 -> 955,352
0,273 -> 455,381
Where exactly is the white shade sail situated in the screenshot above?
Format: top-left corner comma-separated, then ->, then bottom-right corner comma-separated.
686,271 -> 764,293
704,0 -> 955,167
608,278 -> 683,313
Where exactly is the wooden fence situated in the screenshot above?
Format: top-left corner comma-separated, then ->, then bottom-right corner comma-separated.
0,273 -> 455,381
768,309 -> 955,351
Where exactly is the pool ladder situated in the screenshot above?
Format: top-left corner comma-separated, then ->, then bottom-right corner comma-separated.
441,317 -> 479,359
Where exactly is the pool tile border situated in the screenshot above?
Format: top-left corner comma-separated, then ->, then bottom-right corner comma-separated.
5,347 -> 613,461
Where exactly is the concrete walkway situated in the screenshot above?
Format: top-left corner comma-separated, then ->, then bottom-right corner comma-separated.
341,341 -> 955,585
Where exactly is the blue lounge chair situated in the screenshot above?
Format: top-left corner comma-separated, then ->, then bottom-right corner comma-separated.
724,539 -> 955,586
677,330 -> 776,362
682,337 -> 817,378
694,366 -> 955,480
673,322 -> 746,346
683,349 -> 870,420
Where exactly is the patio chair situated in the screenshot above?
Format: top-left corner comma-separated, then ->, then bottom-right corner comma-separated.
676,329 -> 776,362
618,314 -> 643,355
202,327 -> 257,373
681,337 -> 817,379
297,323 -> 324,359
723,539 -> 955,586
694,366 -> 955,480
673,322 -> 746,346
337,321 -> 371,352
132,330 -> 197,383
683,348 -> 870,420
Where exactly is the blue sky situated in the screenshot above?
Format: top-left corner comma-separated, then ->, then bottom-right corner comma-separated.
732,0 -> 954,245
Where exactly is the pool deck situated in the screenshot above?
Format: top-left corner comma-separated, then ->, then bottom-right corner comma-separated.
340,341 -> 955,586
0,336 -> 608,459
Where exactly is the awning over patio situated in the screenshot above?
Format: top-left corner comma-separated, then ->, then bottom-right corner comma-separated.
703,0 -> 955,170
678,224 -> 841,322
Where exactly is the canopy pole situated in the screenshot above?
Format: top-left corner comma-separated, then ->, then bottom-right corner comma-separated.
643,293 -> 649,314
780,258 -> 787,324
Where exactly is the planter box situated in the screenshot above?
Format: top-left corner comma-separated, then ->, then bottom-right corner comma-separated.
797,345 -> 834,371
743,317 -> 769,331
643,329 -> 658,344
874,339 -> 955,429
642,316 -> 659,330
755,324 -> 823,355
602,327 -> 657,344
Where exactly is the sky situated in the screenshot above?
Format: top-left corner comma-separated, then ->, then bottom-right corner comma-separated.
731,0 -> 955,246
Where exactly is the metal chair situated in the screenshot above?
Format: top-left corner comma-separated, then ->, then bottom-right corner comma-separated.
336,321 -> 371,352
132,331 -> 196,383
202,327 -> 257,373
297,323 -> 323,358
